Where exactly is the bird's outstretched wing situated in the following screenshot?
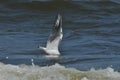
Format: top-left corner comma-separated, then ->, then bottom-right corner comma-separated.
46,14 -> 63,50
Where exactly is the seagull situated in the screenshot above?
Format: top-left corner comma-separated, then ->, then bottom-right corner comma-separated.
38,14 -> 63,56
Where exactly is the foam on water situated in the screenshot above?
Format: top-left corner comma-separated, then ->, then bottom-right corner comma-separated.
0,62 -> 120,80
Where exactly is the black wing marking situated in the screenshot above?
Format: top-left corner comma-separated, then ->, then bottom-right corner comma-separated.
48,14 -> 62,42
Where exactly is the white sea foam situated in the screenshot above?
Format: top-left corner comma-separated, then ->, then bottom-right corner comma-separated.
0,62 -> 120,80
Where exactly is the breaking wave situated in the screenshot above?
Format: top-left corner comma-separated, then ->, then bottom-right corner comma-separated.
0,62 -> 120,80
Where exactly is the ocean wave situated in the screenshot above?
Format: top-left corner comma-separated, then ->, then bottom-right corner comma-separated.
0,62 -> 120,80
1,0 -> 118,15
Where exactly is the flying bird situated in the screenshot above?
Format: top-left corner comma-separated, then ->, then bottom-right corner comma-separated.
38,14 -> 63,56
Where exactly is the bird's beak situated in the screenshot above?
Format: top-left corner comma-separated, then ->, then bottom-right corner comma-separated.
36,45 -> 40,48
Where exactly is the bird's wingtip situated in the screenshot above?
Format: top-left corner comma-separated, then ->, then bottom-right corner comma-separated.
55,14 -> 62,26
57,14 -> 62,19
